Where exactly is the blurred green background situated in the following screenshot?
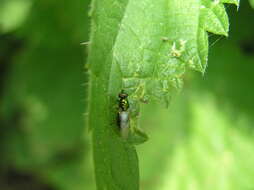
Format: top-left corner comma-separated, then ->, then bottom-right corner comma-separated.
0,0 -> 254,190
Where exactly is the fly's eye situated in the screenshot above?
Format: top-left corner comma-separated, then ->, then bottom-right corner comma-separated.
119,92 -> 128,99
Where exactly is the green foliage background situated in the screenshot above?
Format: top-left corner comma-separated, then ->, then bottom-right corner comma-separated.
0,0 -> 254,190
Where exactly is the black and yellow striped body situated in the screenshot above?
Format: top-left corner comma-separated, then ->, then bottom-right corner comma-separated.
119,98 -> 129,111
118,91 -> 129,111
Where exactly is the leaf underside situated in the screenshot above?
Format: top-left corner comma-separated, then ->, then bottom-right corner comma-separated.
88,0 -> 239,190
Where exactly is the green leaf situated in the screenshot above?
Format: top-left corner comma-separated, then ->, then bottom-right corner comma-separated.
88,0 -> 238,189
0,0 -> 32,32
250,0 -> 254,8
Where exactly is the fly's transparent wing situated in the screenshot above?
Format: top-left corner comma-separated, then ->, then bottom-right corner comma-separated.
119,111 -> 130,139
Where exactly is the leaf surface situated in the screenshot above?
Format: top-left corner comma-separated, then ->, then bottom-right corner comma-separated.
88,0 -> 239,189
250,0 -> 254,8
